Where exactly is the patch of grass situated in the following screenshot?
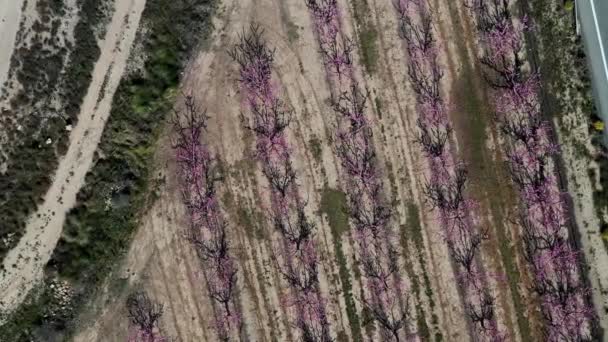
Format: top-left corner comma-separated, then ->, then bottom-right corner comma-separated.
359,27 -> 379,74
384,160 -> 398,198
320,188 -> 349,237
360,288 -> 375,337
442,0 -> 489,176
319,187 -> 363,341
222,188 -> 234,208
417,306 -> 431,340
286,20 -> 299,43
49,87 -> 178,280
375,96 -> 383,120
309,136 -> 323,163
237,204 -> 265,240
62,0 -> 114,121
452,71 -> 487,174
591,162 -> 608,243
400,219 -> 430,340
351,0 -> 379,74
251,248 -> 281,342
406,202 -> 424,250
0,0 -> 218,339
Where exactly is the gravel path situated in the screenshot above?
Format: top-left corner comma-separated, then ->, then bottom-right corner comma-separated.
0,0 -> 147,315
0,0 -> 24,92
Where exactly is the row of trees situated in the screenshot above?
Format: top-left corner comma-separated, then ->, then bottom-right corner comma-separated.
394,0 -> 503,340
123,1 -> 595,340
466,0 -> 596,340
306,1 -> 414,340
230,25 -> 332,342
172,95 -> 241,341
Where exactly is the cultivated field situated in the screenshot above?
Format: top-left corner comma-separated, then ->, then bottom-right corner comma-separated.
1,0 -> 607,341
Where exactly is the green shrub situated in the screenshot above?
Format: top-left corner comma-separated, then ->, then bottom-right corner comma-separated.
0,0 -> 111,264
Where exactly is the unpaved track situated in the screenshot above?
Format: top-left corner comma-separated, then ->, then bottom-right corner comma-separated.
0,0 -> 146,314
0,0 -> 24,91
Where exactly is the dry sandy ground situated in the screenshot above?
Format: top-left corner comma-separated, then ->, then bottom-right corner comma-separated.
0,0 -> 24,92
0,0 -> 146,315
71,0 -> 547,341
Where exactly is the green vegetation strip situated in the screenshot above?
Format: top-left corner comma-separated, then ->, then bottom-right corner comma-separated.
319,187 -> 363,341
350,0 -> 379,75
403,202 -> 440,341
0,0 -> 218,340
309,136 -> 323,163
442,1 -> 532,339
0,0 -> 112,262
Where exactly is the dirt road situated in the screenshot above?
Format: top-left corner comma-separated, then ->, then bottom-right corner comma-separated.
0,0 -> 146,315
0,0 -> 24,92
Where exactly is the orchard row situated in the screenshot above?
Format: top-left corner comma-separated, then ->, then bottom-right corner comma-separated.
124,0 -> 597,341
